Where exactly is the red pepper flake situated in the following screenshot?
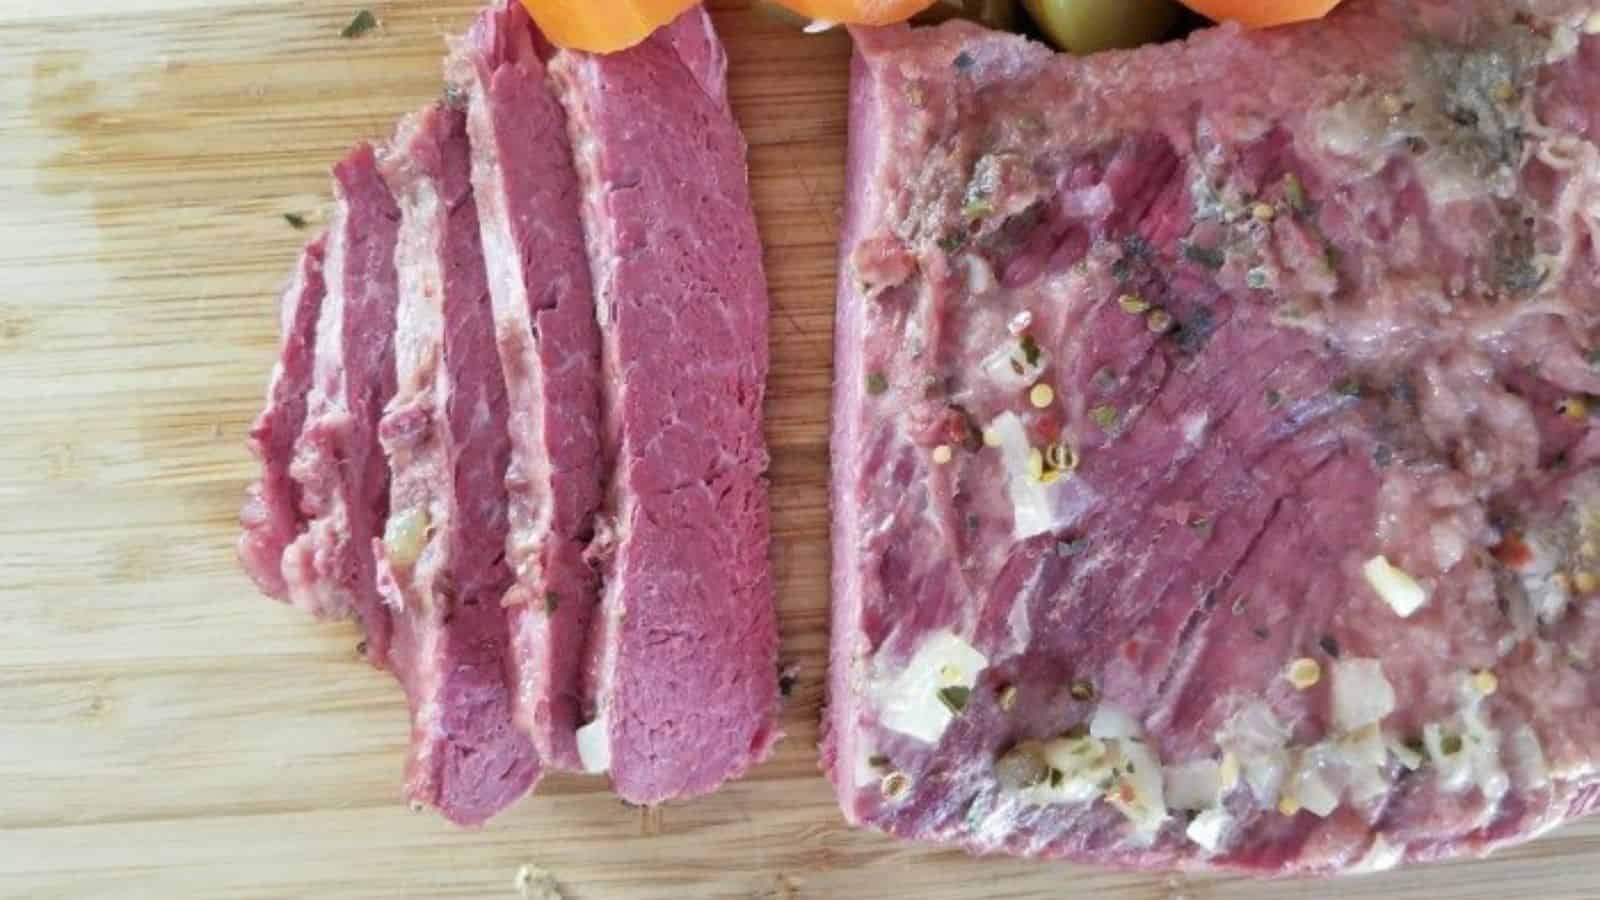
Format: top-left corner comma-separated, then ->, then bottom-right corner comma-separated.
1122,640 -> 1140,662
1493,532 -> 1533,570
1032,412 -> 1063,443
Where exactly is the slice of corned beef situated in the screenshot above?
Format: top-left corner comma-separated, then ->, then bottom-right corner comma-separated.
240,235 -> 326,600
448,0 -> 603,773
282,145 -> 400,664
551,7 -> 780,805
374,103 -> 539,825
828,0 -> 1600,873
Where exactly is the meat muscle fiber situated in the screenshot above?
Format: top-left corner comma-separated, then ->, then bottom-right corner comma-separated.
552,6 -> 781,805
374,103 -> 539,825
827,0 -> 1600,873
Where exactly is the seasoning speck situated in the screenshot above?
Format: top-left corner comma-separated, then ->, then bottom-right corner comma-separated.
866,372 -> 889,395
1332,376 -> 1362,398
953,51 -> 975,71
1246,267 -> 1270,290
514,864 -> 564,900
1470,670 -> 1499,696
1118,294 -> 1151,315
1069,679 -> 1096,702
284,213 -> 309,229
1265,388 -> 1284,409
1146,309 -> 1173,334
1251,202 -> 1276,223
1575,570 -> 1598,593
1019,333 -> 1042,366
341,9 -> 379,38
1183,243 -> 1226,270
1278,794 -> 1302,816
982,426 -> 1001,448
997,683 -> 1018,711
544,592 -> 559,614
1559,396 -> 1589,420
1090,405 -> 1120,431
1283,172 -> 1308,213
881,771 -> 912,800
931,444 -> 954,465
1286,657 -> 1322,689
1045,442 -> 1077,473
1318,635 -> 1341,658
1029,383 -> 1055,409
938,685 -> 972,714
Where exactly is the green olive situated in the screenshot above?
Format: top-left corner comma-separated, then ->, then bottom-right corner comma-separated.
1021,0 -> 1180,54
916,0 -> 1022,30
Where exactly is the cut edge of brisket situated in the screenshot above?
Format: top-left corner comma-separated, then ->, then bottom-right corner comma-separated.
553,7 -> 782,805
449,0 -> 604,774
822,33 -> 889,826
240,234 -> 327,601
374,102 -> 541,825
281,143 -> 399,666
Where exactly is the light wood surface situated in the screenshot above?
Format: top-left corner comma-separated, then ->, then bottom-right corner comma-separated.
2,2 -> 1597,897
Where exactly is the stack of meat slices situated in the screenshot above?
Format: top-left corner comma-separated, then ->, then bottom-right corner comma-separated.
238,1 -> 779,824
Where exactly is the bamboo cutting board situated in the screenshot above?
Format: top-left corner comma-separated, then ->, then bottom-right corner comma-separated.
2,2 -> 1598,897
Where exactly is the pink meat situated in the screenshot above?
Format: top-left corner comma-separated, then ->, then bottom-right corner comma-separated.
828,0 -> 1600,874
281,145 -> 399,665
552,7 -> 781,805
449,0 -> 604,773
375,103 -> 539,825
240,235 -> 326,600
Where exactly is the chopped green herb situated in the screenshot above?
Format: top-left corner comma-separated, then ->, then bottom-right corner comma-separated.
1183,243 -> 1226,270
284,212 -> 309,229
1333,376 -> 1362,398
1090,405 -> 1120,431
938,230 -> 969,254
938,685 -> 971,714
1118,294 -> 1150,315
544,592 -> 559,614
1189,516 -> 1212,534
1069,679 -> 1096,702
866,372 -> 889,395
1265,388 -> 1284,409
1019,333 -> 1042,367
1440,733 -> 1464,756
1283,172 -> 1307,214
963,196 -> 995,220
1048,768 -> 1065,788
341,9 -> 379,39
1325,243 -> 1344,271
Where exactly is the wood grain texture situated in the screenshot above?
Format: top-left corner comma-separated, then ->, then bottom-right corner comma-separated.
1,2 -> 1596,897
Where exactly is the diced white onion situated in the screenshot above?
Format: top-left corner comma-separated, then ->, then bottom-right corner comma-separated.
1363,555 -> 1429,617
1164,759 -> 1222,811
1331,658 -> 1397,733
874,630 -> 988,744
576,718 -> 610,774
1186,808 -> 1232,853
1089,705 -> 1141,740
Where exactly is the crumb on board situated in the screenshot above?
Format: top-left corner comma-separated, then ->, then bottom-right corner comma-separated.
515,864 -> 564,900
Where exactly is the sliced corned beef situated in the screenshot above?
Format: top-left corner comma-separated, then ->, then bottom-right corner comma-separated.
448,0 -> 604,773
552,7 -> 780,805
281,145 -> 400,665
828,0 -> 1600,873
240,234 -> 326,600
374,103 -> 539,825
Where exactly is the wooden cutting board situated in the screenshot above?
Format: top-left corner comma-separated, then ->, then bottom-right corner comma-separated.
2,2 -> 1597,897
